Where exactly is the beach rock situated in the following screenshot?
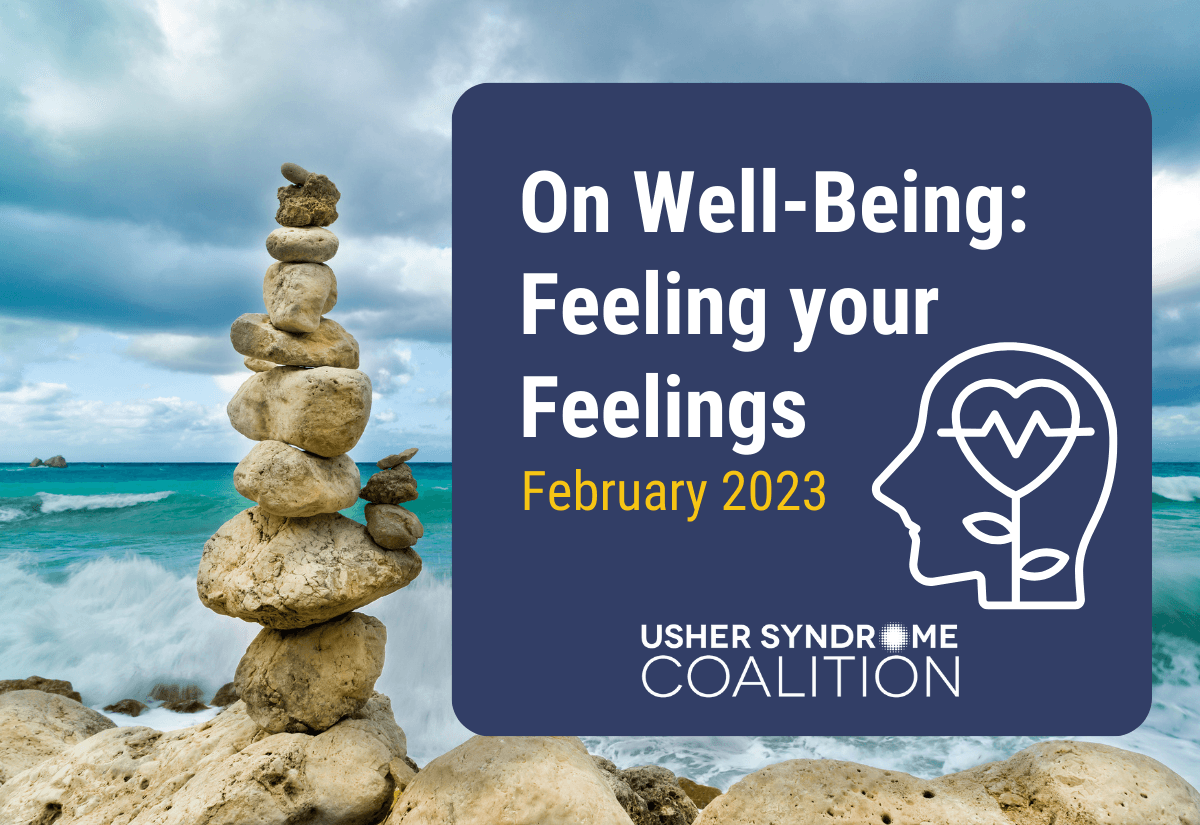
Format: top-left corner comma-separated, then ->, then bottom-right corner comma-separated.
197,507 -> 421,629
235,612 -> 386,734
364,504 -> 423,549
385,735 -> 633,825
593,756 -> 652,825
0,696 -> 409,825
678,778 -> 721,810
211,682 -> 239,707
0,676 -> 82,704
360,465 -> 418,505
28,458 -> 41,467
227,366 -> 371,458
693,759 -> 1008,825
621,765 -> 699,825
281,162 -> 311,185
234,441 -> 361,517
149,683 -> 203,704
949,739 -> 1200,825
45,455 -> 67,468
245,355 -> 277,372
266,226 -> 339,263
377,448 -> 418,469
163,699 -> 209,713
0,690 -> 114,785
276,174 -> 341,227
102,699 -> 147,717
263,261 -> 337,333
230,313 -> 359,370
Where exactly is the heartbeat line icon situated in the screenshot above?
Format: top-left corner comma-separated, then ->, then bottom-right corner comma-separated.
937,410 -> 1096,458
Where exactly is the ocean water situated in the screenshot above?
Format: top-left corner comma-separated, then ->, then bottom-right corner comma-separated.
0,461 -> 1198,792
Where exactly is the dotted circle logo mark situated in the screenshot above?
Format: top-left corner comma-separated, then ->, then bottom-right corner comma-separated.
880,623 -> 909,652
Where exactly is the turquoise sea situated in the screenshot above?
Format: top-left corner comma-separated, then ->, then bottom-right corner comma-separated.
0,460 -> 1197,789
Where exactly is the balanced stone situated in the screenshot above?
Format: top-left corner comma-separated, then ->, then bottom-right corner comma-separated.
281,162 -> 311,184
244,355 -> 275,372
360,465 -> 418,505
364,504 -> 423,549
266,226 -> 339,263
197,507 -> 421,629
233,441 -> 361,517
235,612 -> 386,734
277,173 -> 341,228
378,447 -> 418,469
230,313 -> 360,369
227,366 -> 371,457
263,260 -> 337,333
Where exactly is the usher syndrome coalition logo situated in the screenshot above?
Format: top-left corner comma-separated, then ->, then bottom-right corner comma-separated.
452,83 -> 1150,736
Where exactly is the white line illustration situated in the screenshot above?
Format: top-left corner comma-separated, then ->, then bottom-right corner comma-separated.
872,343 -> 1117,610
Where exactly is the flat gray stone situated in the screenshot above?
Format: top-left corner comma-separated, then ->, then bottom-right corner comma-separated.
230,313 -> 359,369
364,504 -> 423,550
377,448 -> 418,469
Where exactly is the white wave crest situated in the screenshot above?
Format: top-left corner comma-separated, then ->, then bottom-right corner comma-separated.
1153,476 -> 1200,501
36,491 -> 174,513
0,507 -> 29,523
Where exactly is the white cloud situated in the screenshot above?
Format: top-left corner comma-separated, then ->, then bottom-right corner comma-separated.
125,333 -> 241,374
1153,166 -> 1200,292
213,372 -> 250,396
1153,404 -> 1200,438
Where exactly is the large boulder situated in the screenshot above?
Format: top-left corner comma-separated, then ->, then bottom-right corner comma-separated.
0,696 -> 409,825
0,676 -> 82,704
230,314 -> 359,369
263,261 -> 338,333
0,690 -> 114,785
948,740 -> 1200,825
234,441 -> 361,517
266,226 -> 339,263
364,504 -> 424,549
360,465 -> 418,505
197,507 -> 421,629
386,736 -> 633,825
694,759 -> 1008,825
235,612 -> 386,734
592,756 -> 652,825
227,366 -> 371,458
621,765 -> 699,825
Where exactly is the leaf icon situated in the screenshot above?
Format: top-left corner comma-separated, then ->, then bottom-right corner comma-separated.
1017,549 -> 1070,582
962,512 -> 1014,545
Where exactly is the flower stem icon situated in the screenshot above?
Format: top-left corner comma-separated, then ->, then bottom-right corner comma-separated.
936,379 -> 1095,605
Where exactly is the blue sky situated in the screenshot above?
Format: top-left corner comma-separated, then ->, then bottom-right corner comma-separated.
0,0 -> 1197,461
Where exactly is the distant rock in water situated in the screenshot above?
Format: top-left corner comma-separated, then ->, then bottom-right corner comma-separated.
149,683 -> 203,704
211,682 -> 239,707
103,699 -> 148,717
44,455 -> 67,468
28,458 -> 42,467
0,676 -> 82,704
163,698 -> 210,713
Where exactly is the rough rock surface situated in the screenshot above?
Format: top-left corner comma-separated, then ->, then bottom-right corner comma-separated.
227,366 -> 372,458
197,507 -> 421,629
276,174 -> 341,228
230,313 -> 359,370
378,448 -> 418,469
236,612 -> 386,734
211,682 -> 239,707
0,676 -> 82,704
678,778 -> 721,809
102,699 -> 147,717
149,684 -> 202,703
949,740 -> 1200,825
0,690 -> 115,785
245,355 -> 276,372
28,458 -> 41,467
263,261 -> 337,333
234,441 -> 361,517
694,759 -> 1008,825
163,699 -> 208,713
266,226 -> 339,263
386,736 -> 633,825
593,756 -> 652,825
360,465 -> 418,505
621,765 -> 699,825
0,696 -> 409,825
364,504 -> 423,550
45,455 -> 67,468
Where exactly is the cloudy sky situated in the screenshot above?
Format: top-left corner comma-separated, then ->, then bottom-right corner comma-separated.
0,0 -> 1197,461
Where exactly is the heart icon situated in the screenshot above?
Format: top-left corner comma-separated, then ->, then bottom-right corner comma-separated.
942,379 -> 1092,499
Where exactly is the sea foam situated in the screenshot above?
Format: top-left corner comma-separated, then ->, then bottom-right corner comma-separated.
36,491 -> 174,513
1153,475 -> 1200,502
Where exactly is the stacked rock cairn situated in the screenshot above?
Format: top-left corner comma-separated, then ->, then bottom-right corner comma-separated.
196,162 -> 426,739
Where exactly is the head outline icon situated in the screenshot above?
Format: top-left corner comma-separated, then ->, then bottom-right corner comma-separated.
872,342 -> 1117,610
